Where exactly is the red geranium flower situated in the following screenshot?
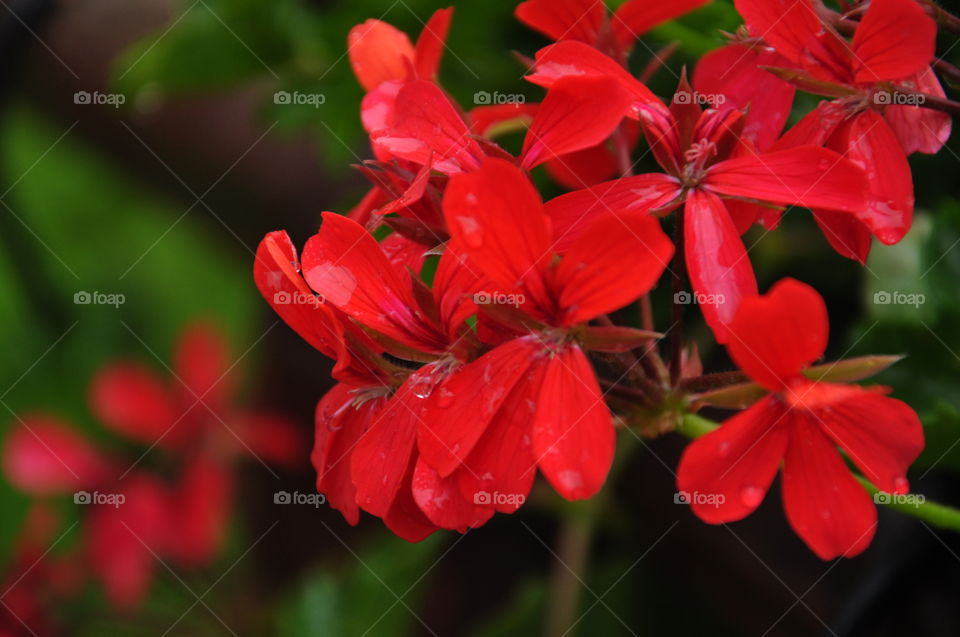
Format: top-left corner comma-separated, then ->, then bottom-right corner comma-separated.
734,0 -> 948,262
676,278 -> 924,559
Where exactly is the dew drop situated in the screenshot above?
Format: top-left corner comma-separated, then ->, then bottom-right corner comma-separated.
455,216 -> 483,248
717,441 -> 731,458
893,476 -> 909,494
740,485 -> 764,507
435,387 -> 456,408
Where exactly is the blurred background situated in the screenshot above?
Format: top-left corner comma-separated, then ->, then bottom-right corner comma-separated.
1,0 -> 960,634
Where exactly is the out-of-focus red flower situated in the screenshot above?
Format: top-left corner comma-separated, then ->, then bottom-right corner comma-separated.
2,322 -> 300,611
676,279 -> 924,559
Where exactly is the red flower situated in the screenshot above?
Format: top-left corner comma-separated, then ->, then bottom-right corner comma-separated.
534,61 -> 868,341
735,0 -> 948,262
419,157 -> 673,503
676,279 -> 924,559
2,323 -> 300,609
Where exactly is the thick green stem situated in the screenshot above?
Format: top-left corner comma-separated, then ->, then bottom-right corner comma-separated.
678,413 -> 960,532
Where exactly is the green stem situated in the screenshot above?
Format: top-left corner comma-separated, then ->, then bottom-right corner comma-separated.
678,413 -> 960,532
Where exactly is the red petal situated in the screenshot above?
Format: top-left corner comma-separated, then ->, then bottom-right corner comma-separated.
469,102 -> 539,138
829,111 -> 913,245
302,212 -> 445,352
413,8 -> 453,81
174,322 -> 231,411
544,142 -> 619,190
371,80 -> 483,175
532,345 -> 614,500
418,337 -> 539,477
522,76 -> 634,170
348,20 -> 415,91
726,278 -> 828,391
312,385 -> 382,526
676,396 -> 789,523
166,455 -> 231,567
515,0 -> 605,44
254,231 -> 362,376
852,0 -> 935,83
693,43 -> 795,151
554,211 -> 673,326
383,461 -> 439,542
351,371 -> 433,518
528,41 -> 660,111
545,173 -> 682,252
411,459 -> 494,531
811,208 -> 873,263
781,414 -> 876,559
733,0 -> 851,83
884,67 -> 952,155
235,411 -> 304,468
443,157 -> 553,311
803,383 -> 924,494
361,80 -> 403,134
89,363 -> 178,445
683,189 -> 757,344
705,146 -> 868,213
456,364 -> 542,514
432,244 -> 482,339
86,475 -> 168,609
3,415 -> 107,494
611,0 -> 708,48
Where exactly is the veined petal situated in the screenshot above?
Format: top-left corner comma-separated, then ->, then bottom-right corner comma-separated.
811,208 -> 873,264
312,384 -> 383,526
693,43 -> 795,151
303,212 -> 445,352
726,278 -> 828,391
412,459 -> 494,531
371,81 -> 483,175
852,0 -> 935,83
802,383 -> 924,494
829,111 -> 913,245
684,189 -> 757,344
417,337 -> 539,477
521,76 -> 634,170
515,0 -> 605,44
413,8 -> 453,81
351,370 -> 434,517
554,211 -> 673,326
443,157 -> 553,312
611,0 -> 709,49
545,173 -> 682,252
782,413 -> 877,559
884,68 -> 952,155
384,460 -> 439,542
348,19 -> 415,91
705,146 -> 868,213
532,345 -> 614,500
676,396 -> 789,523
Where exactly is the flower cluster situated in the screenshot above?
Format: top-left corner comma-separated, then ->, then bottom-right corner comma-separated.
255,0 -> 949,558
1,323 -> 300,616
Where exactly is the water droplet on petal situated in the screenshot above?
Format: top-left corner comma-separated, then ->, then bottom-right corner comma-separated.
455,216 -> 483,248
740,485 -> 764,508
717,441 -> 731,458
893,476 -> 909,494
435,387 -> 455,408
